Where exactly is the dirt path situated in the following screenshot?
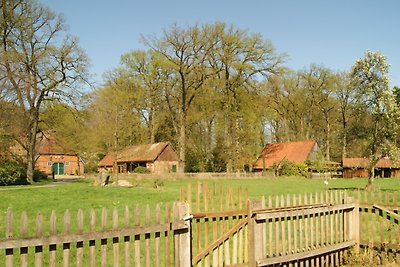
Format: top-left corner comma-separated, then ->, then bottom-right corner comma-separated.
0,178 -> 81,190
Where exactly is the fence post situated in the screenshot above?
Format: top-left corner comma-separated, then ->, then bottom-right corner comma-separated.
248,199 -> 264,267
346,197 -> 360,254
352,199 -> 360,253
174,201 -> 191,267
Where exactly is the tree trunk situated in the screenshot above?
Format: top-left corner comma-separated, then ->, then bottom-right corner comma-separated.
26,115 -> 39,184
341,113 -> 347,159
178,111 -> 186,173
342,132 -> 347,159
366,156 -> 379,191
325,120 -> 331,162
149,108 -> 156,144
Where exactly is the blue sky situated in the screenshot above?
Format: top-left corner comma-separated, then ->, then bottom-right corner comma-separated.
41,0 -> 400,88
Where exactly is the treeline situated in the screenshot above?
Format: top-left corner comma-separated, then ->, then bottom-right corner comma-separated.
45,24 -> 400,173
1,6 -> 399,175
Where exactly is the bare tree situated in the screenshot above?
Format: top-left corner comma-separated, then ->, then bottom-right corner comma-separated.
0,0 -> 89,183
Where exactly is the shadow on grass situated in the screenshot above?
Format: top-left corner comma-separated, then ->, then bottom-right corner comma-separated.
328,187 -> 399,192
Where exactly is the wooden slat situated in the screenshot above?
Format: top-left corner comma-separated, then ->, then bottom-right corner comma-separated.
373,204 -> 400,223
255,203 -> 355,221
134,205 -> 141,267
89,209 -> 96,267
49,211 -> 57,267
35,213 -> 43,267
145,205 -> 151,267
20,211 -> 28,267
112,208 -> 119,267
101,208 -> 107,267
257,240 -> 355,266
122,206 -> 130,267
192,209 -> 247,219
164,204 -> 171,267
5,208 -> 13,267
212,217 -> 218,267
77,209 -> 84,267
155,205 -> 160,267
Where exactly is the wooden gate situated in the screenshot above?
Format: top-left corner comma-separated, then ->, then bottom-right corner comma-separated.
187,189 -> 359,267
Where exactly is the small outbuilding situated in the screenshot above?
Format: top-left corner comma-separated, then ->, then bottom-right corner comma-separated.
253,140 -> 319,171
342,158 -> 400,178
98,142 -> 179,174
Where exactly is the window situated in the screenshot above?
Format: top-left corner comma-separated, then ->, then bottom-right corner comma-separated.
47,161 -> 52,166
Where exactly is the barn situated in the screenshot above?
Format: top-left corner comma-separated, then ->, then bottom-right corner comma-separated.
342,158 -> 400,178
253,140 -> 319,171
98,142 -> 179,174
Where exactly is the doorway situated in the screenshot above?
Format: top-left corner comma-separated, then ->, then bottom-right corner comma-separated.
52,162 -> 65,175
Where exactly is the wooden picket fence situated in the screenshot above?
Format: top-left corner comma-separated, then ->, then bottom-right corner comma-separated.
0,203 -> 191,267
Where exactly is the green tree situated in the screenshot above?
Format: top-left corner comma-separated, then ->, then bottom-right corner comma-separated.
120,50 -> 171,143
209,23 -> 285,171
350,50 -> 400,187
394,86 -> 400,105
143,24 -> 216,172
40,103 -> 87,153
332,71 -> 356,159
300,65 -> 337,161
87,73 -> 146,154
0,0 -> 89,183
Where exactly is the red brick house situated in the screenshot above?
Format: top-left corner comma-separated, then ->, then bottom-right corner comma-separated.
98,142 -> 179,174
10,132 -> 84,176
34,133 -> 84,176
342,158 -> 400,178
253,140 -> 319,171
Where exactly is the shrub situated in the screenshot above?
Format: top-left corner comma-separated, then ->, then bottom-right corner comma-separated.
0,161 -> 27,186
273,160 -> 308,177
154,179 -> 164,189
133,166 -> 151,174
33,169 -> 48,182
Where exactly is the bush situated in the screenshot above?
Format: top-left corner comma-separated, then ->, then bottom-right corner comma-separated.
0,161 -> 27,186
273,160 -> 308,177
33,169 -> 48,182
133,166 -> 151,174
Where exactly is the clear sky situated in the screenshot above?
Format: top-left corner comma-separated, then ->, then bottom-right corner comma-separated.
41,0 -> 400,88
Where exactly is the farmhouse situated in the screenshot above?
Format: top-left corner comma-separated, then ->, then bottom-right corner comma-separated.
9,132 -> 84,176
342,157 -> 400,178
34,133 -> 84,176
98,142 -> 179,174
253,140 -> 319,171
